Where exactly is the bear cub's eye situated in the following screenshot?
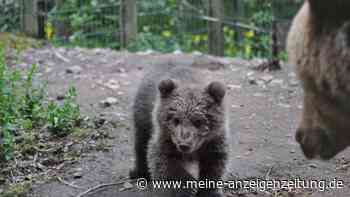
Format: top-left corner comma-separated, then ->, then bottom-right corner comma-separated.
173,117 -> 180,126
192,118 -> 203,128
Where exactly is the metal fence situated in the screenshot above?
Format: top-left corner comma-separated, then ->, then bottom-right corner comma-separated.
0,0 -> 302,58
0,0 -> 21,32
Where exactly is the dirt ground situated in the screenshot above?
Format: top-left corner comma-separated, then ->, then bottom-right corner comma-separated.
10,46 -> 350,197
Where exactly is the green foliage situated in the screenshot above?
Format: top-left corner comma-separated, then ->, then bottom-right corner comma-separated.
47,87 -> 80,136
0,45 -> 22,160
46,0 -> 297,59
0,0 -> 20,32
0,43 -> 80,161
48,0 -> 119,48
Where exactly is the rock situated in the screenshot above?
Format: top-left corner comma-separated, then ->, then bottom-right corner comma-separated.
289,79 -> 299,87
57,47 -> 67,54
270,79 -> 284,86
256,80 -> 266,86
227,84 -> 242,90
46,61 -> 55,67
278,103 -> 291,108
94,116 -> 106,128
288,72 -> 297,78
173,50 -> 182,54
71,143 -> 83,154
248,76 -> 257,85
73,168 -> 83,179
246,71 -> 255,77
192,51 -> 202,56
119,182 -> 133,191
94,48 -> 105,55
260,74 -> 274,83
104,79 -> 120,90
117,91 -> 124,95
17,63 -> 28,68
251,58 -> 265,66
309,163 -> 317,168
123,182 -> 133,189
66,66 -> 82,74
231,105 -> 240,108
192,56 -> 226,70
45,67 -> 53,73
56,94 -> 65,100
230,67 -> 240,72
116,68 -> 126,73
216,58 -> 232,65
137,49 -> 154,55
253,93 -> 264,97
100,97 -> 118,108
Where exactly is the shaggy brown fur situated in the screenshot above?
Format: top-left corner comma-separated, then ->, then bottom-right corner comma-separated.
287,0 -> 350,159
130,65 -> 229,197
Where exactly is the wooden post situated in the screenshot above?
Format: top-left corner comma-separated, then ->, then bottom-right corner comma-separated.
270,20 -> 281,70
120,0 -> 137,48
22,0 -> 40,37
208,0 -> 224,56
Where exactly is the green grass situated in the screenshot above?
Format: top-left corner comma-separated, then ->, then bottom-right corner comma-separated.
0,42 -> 81,161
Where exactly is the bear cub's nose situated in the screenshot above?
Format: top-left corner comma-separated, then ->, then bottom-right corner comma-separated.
178,144 -> 191,153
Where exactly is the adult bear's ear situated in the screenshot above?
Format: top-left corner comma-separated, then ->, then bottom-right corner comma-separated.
159,79 -> 177,98
206,81 -> 226,103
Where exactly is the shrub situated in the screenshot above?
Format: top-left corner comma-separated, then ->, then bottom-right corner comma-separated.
0,43 -> 80,161
46,87 -> 80,136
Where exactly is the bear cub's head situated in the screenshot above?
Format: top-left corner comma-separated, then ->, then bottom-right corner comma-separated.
157,78 -> 226,154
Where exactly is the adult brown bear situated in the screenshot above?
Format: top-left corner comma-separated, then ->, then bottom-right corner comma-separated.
287,0 -> 350,159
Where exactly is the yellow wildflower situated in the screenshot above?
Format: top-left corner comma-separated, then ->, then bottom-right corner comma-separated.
244,30 -> 254,38
162,31 -> 172,38
44,22 -> 54,40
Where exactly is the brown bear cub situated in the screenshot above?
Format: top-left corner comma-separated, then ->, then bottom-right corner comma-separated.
287,0 -> 350,159
130,65 -> 229,197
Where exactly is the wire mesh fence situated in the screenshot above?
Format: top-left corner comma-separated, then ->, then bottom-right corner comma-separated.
0,0 -> 303,59
0,0 -> 21,32
48,0 -> 120,48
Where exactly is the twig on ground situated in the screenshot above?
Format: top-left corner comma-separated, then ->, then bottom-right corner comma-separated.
77,178 -> 134,197
265,166 -> 273,180
57,176 -> 84,189
53,50 -> 70,63
34,146 -> 57,153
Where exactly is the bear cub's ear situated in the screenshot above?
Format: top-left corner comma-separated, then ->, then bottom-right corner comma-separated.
206,81 -> 226,103
159,79 -> 177,98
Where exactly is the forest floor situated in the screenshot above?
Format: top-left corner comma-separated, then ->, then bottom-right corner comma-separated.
5,45 -> 350,197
